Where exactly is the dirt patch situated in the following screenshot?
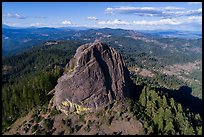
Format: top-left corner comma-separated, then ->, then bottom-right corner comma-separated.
161,60 -> 202,76
129,66 -> 154,78
2,65 -> 13,75
139,69 -> 154,77
4,100 -> 144,135
161,60 -> 202,84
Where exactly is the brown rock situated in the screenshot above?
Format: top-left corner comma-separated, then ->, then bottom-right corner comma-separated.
54,41 -> 130,114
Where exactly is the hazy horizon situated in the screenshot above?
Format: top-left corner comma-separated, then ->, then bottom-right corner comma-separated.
2,2 -> 202,31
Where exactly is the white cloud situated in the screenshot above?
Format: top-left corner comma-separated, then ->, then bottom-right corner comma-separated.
105,6 -> 201,17
98,19 -> 130,25
197,8 -> 202,12
61,20 -> 72,25
3,22 -> 17,26
97,15 -> 201,27
163,6 -> 185,10
105,6 -> 184,13
187,16 -> 202,20
30,22 -> 44,27
133,19 -> 182,25
186,16 -> 202,24
105,6 -> 158,15
87,16 -> 98,20
163,8 -> 202,17
3,13 -> 26,19
188,2 -> 202,5
3,13 -> 46,19
133,16 -> 202,25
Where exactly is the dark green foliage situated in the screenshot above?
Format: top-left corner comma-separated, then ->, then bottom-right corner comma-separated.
95,111 -> 103,118
50,106 -> 61,116
43,118 -> 54,131
131,72 -> 185,91
79,114 -> 85,124
84,120 -> 94,132
32,114 -> 41,123
2,28 -> 202,135
31,124 -> 39,133
95,121 -> 101,129
2,41 -> 79,132
129,86 -> 202,135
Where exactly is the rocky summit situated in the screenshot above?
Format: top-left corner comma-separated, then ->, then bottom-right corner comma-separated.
54,41 -> 130,114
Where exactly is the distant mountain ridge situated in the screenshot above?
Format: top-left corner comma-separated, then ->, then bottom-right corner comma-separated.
2,25 -> 202,58
2,24 -> 16,29
3,23 -> 202,38
137,29 -> 202,39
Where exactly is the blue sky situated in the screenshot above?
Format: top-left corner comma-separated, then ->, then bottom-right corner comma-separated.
2,2 -> 202,31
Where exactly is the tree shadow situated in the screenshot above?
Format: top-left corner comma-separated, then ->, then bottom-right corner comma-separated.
127,78 -> 144,101
155,86 -> 202,115
127,78 -> 202,115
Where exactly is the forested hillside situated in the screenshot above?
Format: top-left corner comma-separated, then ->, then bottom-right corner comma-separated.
2,28 -> 202,135
2,41 -> 81,132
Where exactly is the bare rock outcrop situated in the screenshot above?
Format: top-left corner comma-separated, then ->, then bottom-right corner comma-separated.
54,41 -> 130,114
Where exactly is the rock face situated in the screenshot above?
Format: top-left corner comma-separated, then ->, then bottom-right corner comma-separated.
54,41 -> 130,114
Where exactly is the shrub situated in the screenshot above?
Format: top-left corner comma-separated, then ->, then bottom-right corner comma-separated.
79,114 -> 85,123
106,116 -> 113,126
31,124 -> 39,133
95,111 -> 102,118
29,119 -> 34,123
43,118 -> 54,131
57,130 -> 65,135
84,126 -> 91,132
50,107 -> 61,116
61,119 -> 66,125
84,120 -> 93,132
23,126 -> 30,133
75,124 -> 82,132
95,121 -> 101,129
32,114 -> 42,123
66,119 -> 72,127
69,127 -> 74,134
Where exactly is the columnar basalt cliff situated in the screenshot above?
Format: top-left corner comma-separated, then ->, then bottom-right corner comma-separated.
54,41 -> 131,114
